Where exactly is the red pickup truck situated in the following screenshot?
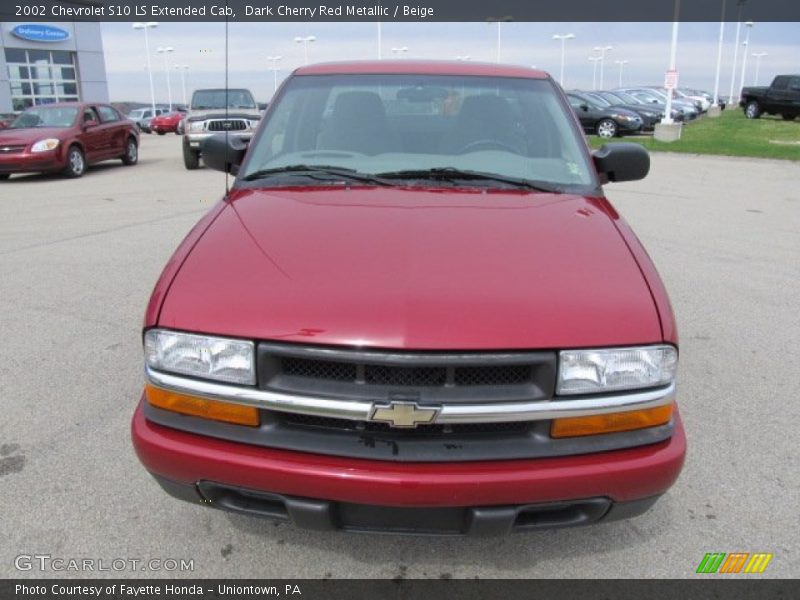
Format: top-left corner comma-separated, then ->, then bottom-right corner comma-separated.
132,61 -> 684,535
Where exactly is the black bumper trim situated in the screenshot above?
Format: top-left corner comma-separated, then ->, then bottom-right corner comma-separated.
150,474 -> 661,535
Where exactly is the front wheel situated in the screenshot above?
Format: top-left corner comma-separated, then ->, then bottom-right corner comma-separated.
121,137 -> 138,165
596,119 -> 618,139
0,174 -> 10,181
183,139 -> 200,170
744,101 -> 761,119
782,113 -> 796,121
63,145 -> 85,178
157,131 -> 166,136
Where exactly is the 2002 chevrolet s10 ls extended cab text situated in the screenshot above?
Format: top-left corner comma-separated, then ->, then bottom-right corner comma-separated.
132,61 -> 685,535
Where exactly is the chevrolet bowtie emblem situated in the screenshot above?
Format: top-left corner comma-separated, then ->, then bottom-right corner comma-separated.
369,401 -> 440,428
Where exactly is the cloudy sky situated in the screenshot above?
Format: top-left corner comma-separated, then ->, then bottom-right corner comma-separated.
101,21 -> 800,103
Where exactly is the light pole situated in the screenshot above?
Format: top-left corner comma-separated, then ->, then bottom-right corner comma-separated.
751,51 -> 767,85
614,59 -> 629,87
132,22 -> 158,115
588,56 -> 601,90
294,36 -> 316,65
552,33 -> 575,86
487,17 -> 511,63
728,1 -> 746,104
711,0 -> 727,111
661,4 -> 680,125
156,46 -> 174,112
391,46 -> 408,57
174,64 -> 188,106
654,0 -> 682,142
593,45 -> 613,90
377,22 -> 382,60
267,55 -> 282,94
737,21 -> 754,100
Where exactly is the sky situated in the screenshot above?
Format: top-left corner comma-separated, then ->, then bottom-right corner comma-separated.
101,21 -> 800,104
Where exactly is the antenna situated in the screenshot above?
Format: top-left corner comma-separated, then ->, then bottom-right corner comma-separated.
224,4 -> 230,196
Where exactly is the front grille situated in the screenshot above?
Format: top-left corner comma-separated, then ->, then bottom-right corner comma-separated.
0,145 -> 26,154
207,119 -> 248,131
257,342 -> 557,406
279,413 -> 530,437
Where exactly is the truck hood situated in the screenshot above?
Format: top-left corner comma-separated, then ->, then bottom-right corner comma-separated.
158,187 -> 662,350
186,109 -> 261,121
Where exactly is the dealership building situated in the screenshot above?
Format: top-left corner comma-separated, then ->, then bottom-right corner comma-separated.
0,21 -> 109,112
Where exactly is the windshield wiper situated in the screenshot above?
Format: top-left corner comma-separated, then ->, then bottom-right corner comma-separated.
240,164 -> 392,186
375,167 -> 564,192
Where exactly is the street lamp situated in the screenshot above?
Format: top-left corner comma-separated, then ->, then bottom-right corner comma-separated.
267,55 -> 282,94
614,59 -> 629,87
377,22 -> 382,60
751,51 -> 767,85
174,64 -> 188,106
711,0 -> 727,110
487,17 -> 512,63
588,56 -> 601,90
294,36 -> 316,65
552,33 -> 575,86
593,45 -> 613,90
156,46 -> 174,112
728,1 -> 746,104
737,21 -> 754,100
391,47 -> 409,57
132,22 -> 158,115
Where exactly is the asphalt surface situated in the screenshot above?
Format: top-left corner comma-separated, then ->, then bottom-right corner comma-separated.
1,134 -> 798,579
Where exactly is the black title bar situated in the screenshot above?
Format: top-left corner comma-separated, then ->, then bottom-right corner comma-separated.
1,0 -> 799,22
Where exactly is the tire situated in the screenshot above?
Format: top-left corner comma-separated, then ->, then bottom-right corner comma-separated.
63,145 -> 86,178
596,118 -> 618,139
782,113 -> 796,121
183,138 -> 200,170
0,174 -> 10,180
157,131 -> 166,136
744,101 -> 761,119
121,137 -> 138,166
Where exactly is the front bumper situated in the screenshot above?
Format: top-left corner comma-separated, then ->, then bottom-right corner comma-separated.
132,400 -> 685,530
0,150 -> 63,174
184,131 -> 253,148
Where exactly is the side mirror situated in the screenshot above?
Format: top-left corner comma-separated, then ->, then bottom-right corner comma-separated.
201,133 -> 248,174
592,143 -> 650,183
257,102 -> 268,111
83,119 -> 98,129
580,103 -> 589,112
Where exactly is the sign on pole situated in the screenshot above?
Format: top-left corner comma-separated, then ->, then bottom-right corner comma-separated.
664,69 -> 679,90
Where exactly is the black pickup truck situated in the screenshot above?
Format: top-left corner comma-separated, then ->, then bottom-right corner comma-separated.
740,75 -> 800,120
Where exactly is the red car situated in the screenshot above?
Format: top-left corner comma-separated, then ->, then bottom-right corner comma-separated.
150,111 -> 184,135
133,61 -> 684,534
0,102 -> 139,179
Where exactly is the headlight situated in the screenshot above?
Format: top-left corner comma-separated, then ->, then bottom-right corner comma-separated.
247,120 -> 259,129
188,121 -> 205,131
30,138 -> 59,153
144,329 -> 255,385
557,345 -> 677,395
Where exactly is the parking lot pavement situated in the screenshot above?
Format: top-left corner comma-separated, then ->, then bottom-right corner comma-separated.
1,135 -> 798,579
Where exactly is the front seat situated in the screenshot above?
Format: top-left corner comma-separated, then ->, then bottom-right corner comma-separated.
439,95 -> 527,155
317,91 -> 401,155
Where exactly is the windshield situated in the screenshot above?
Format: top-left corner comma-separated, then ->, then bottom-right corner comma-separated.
10,106 -> 78,129
241,74 -> 594,189
614,91 -> 641,105
584,93 -> 610,107
191,89 -> 256,110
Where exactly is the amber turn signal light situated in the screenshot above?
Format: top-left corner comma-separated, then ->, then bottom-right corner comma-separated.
551,403 -> 673,438
145,384 -> 260,427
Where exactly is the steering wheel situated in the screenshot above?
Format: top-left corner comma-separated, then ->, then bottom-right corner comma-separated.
457,139 -> 519,154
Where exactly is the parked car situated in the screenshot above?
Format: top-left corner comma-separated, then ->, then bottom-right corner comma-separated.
127,107 -> 169,133
633,88 -> 701,119
583,91 -> 664,131
150,111 -> 185,135
566,91 -> 644,137
740,75 -> 800,120
182,88 -> 261,169
600,90 -> 684,123
0,102 -> 139,179
0,113 -> 17,129
133,61 -> 684,535
617,88 -> 698,120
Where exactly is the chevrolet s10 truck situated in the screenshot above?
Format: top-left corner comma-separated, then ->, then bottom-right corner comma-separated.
133,61 -> 685,535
